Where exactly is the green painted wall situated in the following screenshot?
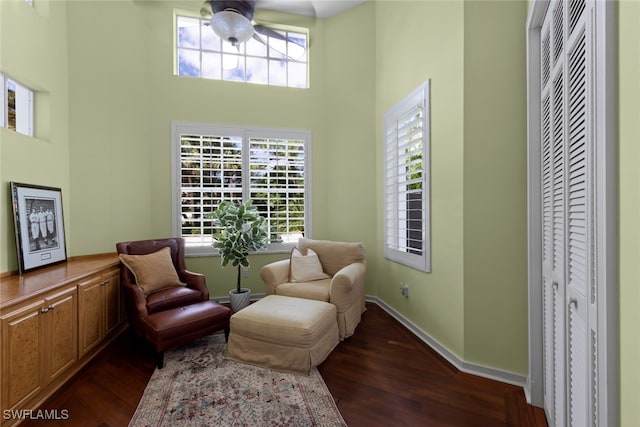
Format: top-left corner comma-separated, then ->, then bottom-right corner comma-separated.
67,1 -> 152,256
323,2 -> 377,293
462,1 -> 528,374
0,0 -> 70,273
373,0 -> 528,375
375,0 -> 466,359
619,1 -> 640,424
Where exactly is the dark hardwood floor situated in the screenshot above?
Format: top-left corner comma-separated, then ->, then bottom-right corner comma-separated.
23,302 -> 547,427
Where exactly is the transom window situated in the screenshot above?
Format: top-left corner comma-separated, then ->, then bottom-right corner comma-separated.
172,122 -> 310,255
175,14 -> 308,88
383,80 -> 431,272
1,74 -> 34,137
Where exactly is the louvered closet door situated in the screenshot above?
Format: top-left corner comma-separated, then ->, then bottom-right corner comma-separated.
540,1 -> 595,426
541,2 -> 566,423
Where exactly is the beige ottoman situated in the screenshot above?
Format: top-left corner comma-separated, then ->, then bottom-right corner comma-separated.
227,295 -> 339,374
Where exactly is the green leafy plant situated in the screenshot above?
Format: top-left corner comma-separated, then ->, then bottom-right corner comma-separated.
209,200 -> 269,293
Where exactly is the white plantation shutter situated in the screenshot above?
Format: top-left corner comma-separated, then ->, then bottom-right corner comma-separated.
179,133 -> 244,247
172,123 -> 310,255
383,80 -> 430,272
248,134 -> 307,248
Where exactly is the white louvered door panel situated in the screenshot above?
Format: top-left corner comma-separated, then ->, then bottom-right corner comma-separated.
541,87 -> 555,421
541,3 -> 566,424
539,1 -> 596,426
565,1 -> 595,425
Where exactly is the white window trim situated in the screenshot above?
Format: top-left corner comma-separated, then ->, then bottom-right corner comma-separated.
383,80 -> 431,273
171,121 -> 312,256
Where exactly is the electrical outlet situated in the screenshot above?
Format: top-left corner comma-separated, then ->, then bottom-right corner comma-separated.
242,267 -> 249,278
400,283 -> 409,297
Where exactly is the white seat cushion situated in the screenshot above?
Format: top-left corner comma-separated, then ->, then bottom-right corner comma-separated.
275,278 -> 331,302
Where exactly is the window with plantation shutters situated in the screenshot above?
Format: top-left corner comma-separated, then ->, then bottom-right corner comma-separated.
383,80 -> 430,272
172,122 -> 310,255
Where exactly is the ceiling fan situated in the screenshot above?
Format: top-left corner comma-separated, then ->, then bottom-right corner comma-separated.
200,0 -> 308,48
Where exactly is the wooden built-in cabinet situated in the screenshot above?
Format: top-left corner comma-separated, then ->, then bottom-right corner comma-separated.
1,287 -> 77,413
0,254 -> 123,426
78,268 -> 120,357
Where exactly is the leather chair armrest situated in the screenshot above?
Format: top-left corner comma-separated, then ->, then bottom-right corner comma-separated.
122,280 -> 149,318
180,270 -> 210,300
329,263 -> 366,311
260,259 -> 290,295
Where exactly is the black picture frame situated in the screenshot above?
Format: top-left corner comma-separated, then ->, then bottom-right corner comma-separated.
10,182 -> 67,274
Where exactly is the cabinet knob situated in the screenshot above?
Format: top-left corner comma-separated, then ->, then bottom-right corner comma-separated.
48,305 -> 56,311
41,307 -> 49,313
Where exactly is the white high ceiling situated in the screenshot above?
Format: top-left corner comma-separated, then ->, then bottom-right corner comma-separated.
257,0 -> 368,18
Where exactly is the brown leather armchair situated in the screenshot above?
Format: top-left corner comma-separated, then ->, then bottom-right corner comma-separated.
116,238 -> 230,368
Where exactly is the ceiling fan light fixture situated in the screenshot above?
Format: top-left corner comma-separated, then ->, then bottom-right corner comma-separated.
210,10 -> 254,46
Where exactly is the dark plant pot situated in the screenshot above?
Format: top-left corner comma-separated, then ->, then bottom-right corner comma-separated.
229,288 -> 251,312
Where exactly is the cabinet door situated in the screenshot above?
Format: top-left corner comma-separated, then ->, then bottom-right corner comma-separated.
43,286 -> 78,384
103,269 -> 120,336
1,300 -> 44,412
78,276 -> 104,357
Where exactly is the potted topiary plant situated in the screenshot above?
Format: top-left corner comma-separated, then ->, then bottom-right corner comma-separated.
209,200 -> 268,312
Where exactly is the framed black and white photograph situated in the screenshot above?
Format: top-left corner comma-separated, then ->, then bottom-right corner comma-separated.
10,182 -> 67,274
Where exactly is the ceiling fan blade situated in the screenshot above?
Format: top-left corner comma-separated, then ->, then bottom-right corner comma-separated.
255,25 -> 305,48
254,24 -> 286,41
253,25 -> 306,60
252,32 -> 268,46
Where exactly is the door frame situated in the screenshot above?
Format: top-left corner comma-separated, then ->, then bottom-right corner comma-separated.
525,0 -> 619,425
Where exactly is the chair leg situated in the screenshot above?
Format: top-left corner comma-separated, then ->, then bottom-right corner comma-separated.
224,326 -> 230,342
156,352 -> 164,369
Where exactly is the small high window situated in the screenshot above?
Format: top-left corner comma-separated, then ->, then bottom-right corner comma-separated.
1,74 -> 34,137
175,14 -> 308,88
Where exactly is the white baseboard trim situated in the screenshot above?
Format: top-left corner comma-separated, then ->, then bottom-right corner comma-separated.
366,295 -> 527,388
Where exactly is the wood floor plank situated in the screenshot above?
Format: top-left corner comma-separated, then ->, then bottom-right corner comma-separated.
23,302 -> 547,426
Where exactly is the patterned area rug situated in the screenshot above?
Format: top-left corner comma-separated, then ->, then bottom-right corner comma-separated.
129,334 -> 346,426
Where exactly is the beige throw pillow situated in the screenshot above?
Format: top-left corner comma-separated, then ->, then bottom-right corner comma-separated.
119,247 -> 185,295
290,247 -> 330,282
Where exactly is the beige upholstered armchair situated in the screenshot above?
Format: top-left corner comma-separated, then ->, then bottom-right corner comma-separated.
260,238 -> 366,340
